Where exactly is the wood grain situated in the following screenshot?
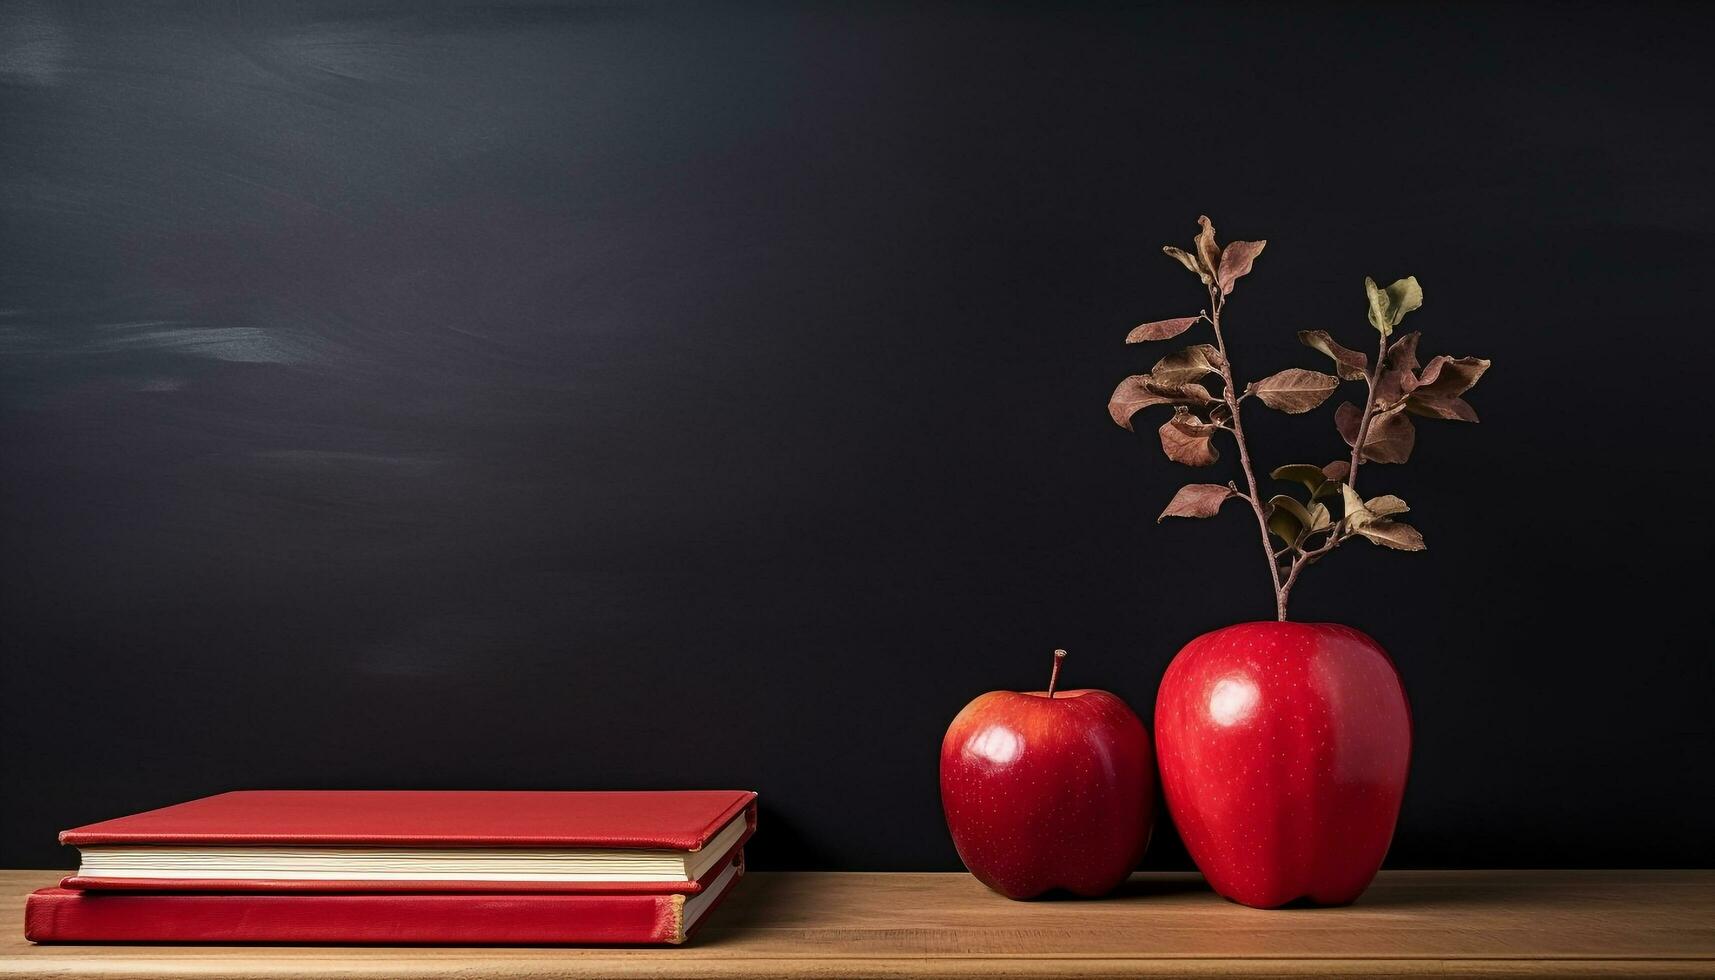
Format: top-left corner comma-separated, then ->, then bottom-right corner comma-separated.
2,870 -> 1711,978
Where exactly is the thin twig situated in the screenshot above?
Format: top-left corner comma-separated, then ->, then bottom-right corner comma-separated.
1346,330 -> 1391,495
1204,289 -> 1285,619
1277,329 -> 1392,612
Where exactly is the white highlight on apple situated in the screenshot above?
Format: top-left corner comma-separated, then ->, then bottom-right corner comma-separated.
1208,676 -> 1260,727
966,726 -> 1023,766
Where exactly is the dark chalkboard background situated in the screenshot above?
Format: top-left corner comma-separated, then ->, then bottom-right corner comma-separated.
3,1 -> 1712,871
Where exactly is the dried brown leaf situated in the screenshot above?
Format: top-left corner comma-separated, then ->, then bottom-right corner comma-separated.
1335,401 -> 1417,463
1216,240 -> 1266,295
1251,368 -> 1339,413
1387,331 -> 1422,375
1366,494 -> 1410,517
1322,460 -> 1351,482
1108,376 -> 1175,430
1375,366 -> 1414,406
1415,356 -> 1490,397
1143,380 -> 1217,405
1126,316 -> 1201,344
1405,355 -> 1488,421
1183,382 -> 1217,404
1334,401 -> 1363,446
1360,410 -> 1417,463
1162,246 -> 1212,285
1195,216 -> 1223,284
1158,483 -> 1236,522
1355,519 -> 1426,551
1298,330 -> 1370,381
1158,409 -> 1221,466
1405,392 -> 1479,421
1150,344 -> 1226,386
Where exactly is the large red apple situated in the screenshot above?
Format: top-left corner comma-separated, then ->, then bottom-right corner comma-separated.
940,651 -> 1154,899
1155,622 -> 1410,908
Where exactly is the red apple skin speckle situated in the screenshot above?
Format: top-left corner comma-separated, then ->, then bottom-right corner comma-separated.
1155,621 -> 1412,909
940,688 -> 1154,900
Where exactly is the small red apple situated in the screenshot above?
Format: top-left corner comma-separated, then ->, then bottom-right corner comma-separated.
940,650 -> 1154,899
1155,621 -> 1411,908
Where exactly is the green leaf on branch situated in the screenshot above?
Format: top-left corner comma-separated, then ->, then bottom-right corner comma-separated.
1364,278 -> 1390,336
1365,276 -> 1423,336
1308,501 -> 1332,531
1297,330 -> 1369,381
1355,519 -> 1426,551
1267,494 -> 1331,546
1126,316 -> 1201,344
1340,484 -> 1373,529
1150,344 -> 1226,386
1267,496 -> 1305,547
1250,368 -> 1339,413
1217,240 -> 1266,295
1341,478 -> 1421,549
1270,464 -> 1329,496
1158,483 -> 1236,522
1158,409 -> 1221,466
1387,277 -> 1424,321
1163,246 -> 1212,285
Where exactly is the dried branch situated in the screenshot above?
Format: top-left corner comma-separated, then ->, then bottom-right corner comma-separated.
1111,218 -> 1491,620
1205,292 -> 1286,614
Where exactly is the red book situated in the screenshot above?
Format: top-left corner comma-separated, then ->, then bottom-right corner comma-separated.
28,853 -> 745,945
60,790 -> 757,893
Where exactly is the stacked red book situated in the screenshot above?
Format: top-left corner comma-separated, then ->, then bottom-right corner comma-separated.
26,789 -> 757,945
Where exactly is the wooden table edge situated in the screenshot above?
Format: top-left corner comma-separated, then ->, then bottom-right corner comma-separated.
4,957 -> 1715,979
2,869 -> 1711,978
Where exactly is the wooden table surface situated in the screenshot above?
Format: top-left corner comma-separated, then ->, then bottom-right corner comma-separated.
1,869 -> 1711,978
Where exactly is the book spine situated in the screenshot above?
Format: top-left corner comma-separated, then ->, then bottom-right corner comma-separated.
25,889 -> 683,945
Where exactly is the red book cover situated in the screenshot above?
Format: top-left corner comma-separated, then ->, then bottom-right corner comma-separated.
28,854 -> 746,945
61,790 -> 757,893
62,790 -> 755,848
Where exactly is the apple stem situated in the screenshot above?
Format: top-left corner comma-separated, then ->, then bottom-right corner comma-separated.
1047,649 -> 1067,698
